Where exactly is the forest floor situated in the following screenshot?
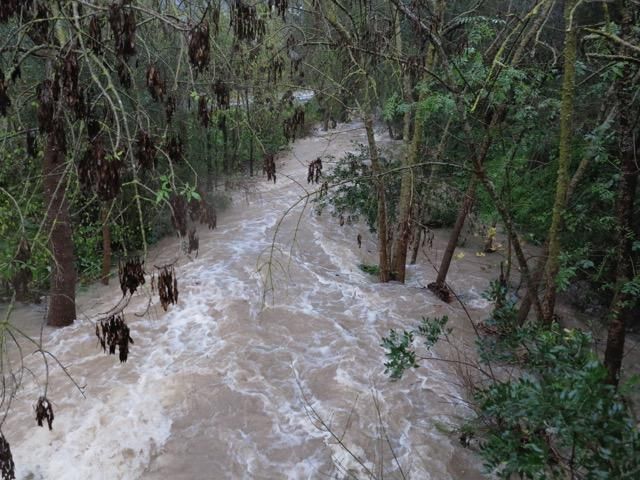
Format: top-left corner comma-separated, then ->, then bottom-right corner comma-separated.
3,121 -> 636,479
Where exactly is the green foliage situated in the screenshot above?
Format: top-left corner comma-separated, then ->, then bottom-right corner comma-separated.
382,92 -> 409,123
477,324 -> 640,479
383,277 -> 640,478
315,146 -> 401,232
381,329 -> 417,380
381,316 -> 450,379
358,263 -> 380,276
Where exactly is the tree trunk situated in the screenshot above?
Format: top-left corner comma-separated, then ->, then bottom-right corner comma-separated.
475,166 -> 543,319
436,177 -> 477,286
101,204 -> 111,286
604,1 -> 637,386
390,1 -> 443,283
410,225 -> 422,265
392,109 -> 423,282
365,116 -> 391,282
516,89 -> 618,323
43,132 -> 76,327
427,0 -> 552,295
540,0 -> 578,323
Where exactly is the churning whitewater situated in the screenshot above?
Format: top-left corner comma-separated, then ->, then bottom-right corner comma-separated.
6,123 -> 490,479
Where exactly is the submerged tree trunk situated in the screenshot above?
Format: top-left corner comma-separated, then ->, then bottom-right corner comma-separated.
426,0 -> 552,299
410,224 -> 422,265
365,116 -> 391,282
392,107 -> 423,282
391,1 -> 443,283
604,2 -> 637,386
43,132 -> 76,327
101,204 -> 111,286
435,177 -> 477,287
540,0 -> 578,323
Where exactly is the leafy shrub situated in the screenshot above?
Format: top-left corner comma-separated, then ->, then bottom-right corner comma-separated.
382,283 -> 640,478
315,145 -> 401,232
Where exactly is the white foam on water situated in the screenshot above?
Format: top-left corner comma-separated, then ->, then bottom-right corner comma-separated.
4,122 -> 488,479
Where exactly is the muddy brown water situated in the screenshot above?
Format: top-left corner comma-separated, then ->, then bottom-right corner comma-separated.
2,123 -> 511,479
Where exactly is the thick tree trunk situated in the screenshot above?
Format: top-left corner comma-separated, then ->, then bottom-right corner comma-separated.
391,1 -> 443,283
410,225 -> 422,265
516,90 -> 618,323
43,133 -> 76,327
435,177 -> 477,286
101,204 -> 111,286
427,0 -> 552,297
392,113 -> 422,282
540,0 -> 578,323
604,2 -> 637,386
516,245 -> 547,324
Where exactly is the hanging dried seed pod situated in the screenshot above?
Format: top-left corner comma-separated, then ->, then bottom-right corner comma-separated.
0,70 -> 10,117
283,106 -> 305,142
169,194 -> 188,237
135,130 -> 156,170
307,157 -> 322,184
0,1 -> 18,23
35,396 -> 54,430
37,79 -> 56,133
157,266 -> 178,311
87,16 -> 103,55
210,6 -> 220,34
96,314 -> 134,362
59,48 -> 80,113
0,434 -> 15,480
231,1 -> 265,42
146,64 -> 164,102
109,0 -> 136,59
164,135 -> 184,164
116,58 -> 132,89
24,2 -> 50,44
199,201 -> 217,230
188,228 -> 199,255
190,195 -> 217,230
51,122 -> 67,156
213,79 -> 230,109
263,153 -> 276,183
268,0 -> 288,20
188,20 -> 210,74
165,94 -> 176,123
26,130 -> 37,157
118,257 -> 145,296
268,56 -> 284,83
87,145 -> 122,201
198,95 -> 210,128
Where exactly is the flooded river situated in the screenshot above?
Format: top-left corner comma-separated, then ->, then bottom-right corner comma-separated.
4,122 -> 493,479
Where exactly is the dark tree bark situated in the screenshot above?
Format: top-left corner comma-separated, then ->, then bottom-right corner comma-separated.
425,0 -> 553,297
435,177 -> 477,287
365,115 -> 391,282
43,133 -> 76,327
604,1 -> 638,386
540,0 -> 578,323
